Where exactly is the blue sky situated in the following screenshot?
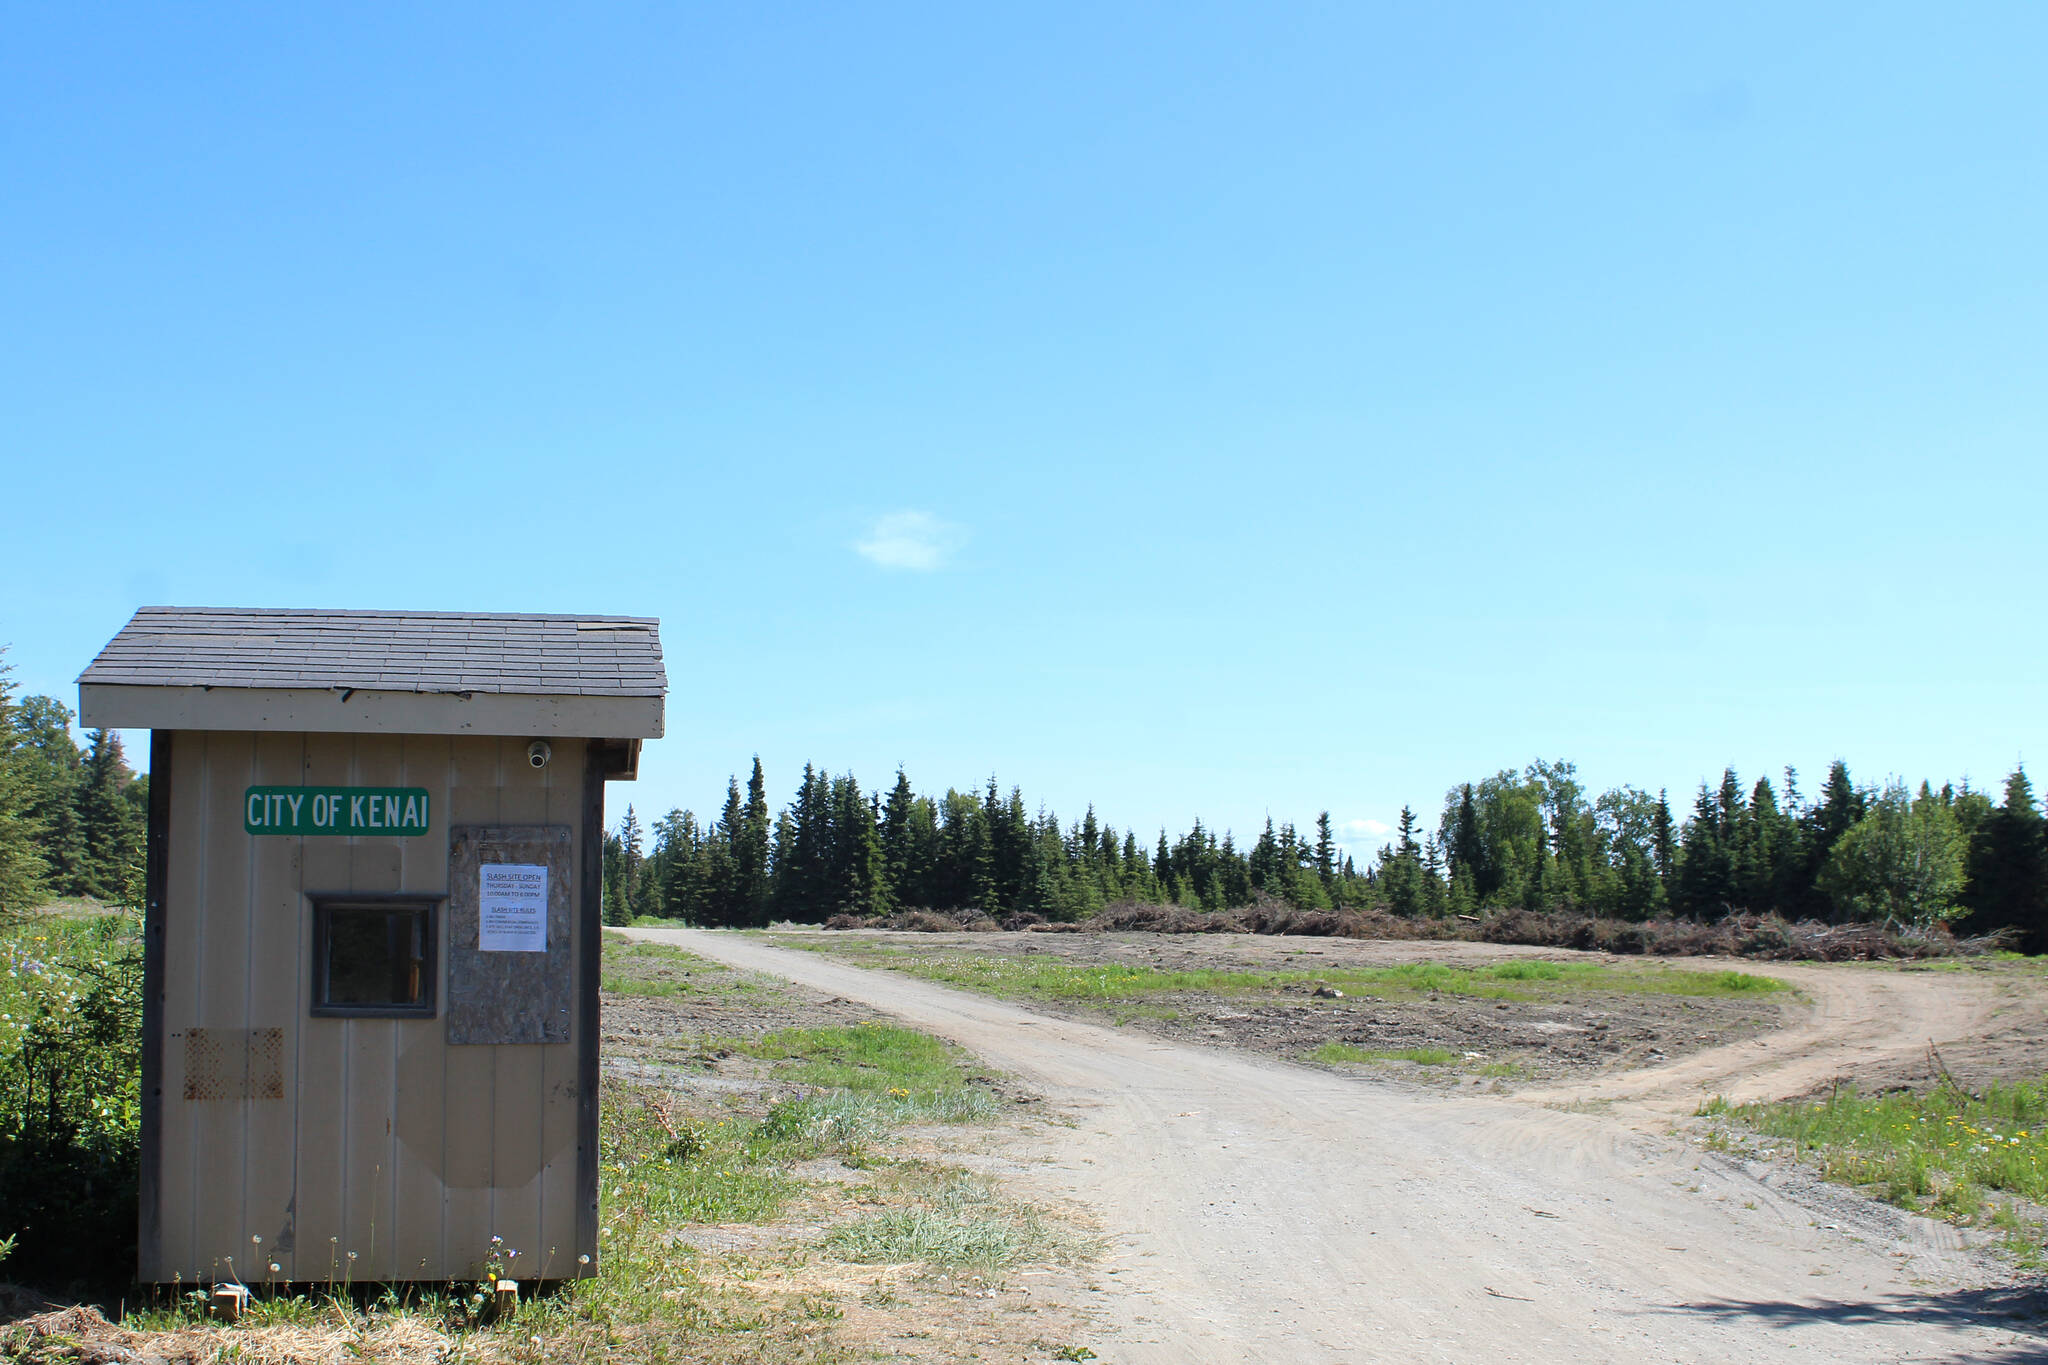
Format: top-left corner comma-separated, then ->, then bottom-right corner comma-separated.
4,4 -> 2043,860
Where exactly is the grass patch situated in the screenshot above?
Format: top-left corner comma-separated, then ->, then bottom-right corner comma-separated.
109,1029 -> 1006,1359
1702,1079 -> 2048,1265
601,934 -> 763,1000
778,940 -> 1789,1006
826,1167 -> 1090,1276
1311,1042 -> 1458,1066
30,927 -> 1036,1362
1477,1060 -> 1535,1079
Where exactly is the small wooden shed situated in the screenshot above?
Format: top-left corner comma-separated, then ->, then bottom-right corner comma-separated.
78,607 -> 666,1286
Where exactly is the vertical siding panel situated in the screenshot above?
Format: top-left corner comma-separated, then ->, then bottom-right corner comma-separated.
243,733 -> 303,1283
294,734 -> 354,1285
491,738 -> 548,1274
441,737 -> 499,1276
391,732 -> 451,1280
537,740 -> 584,1277
344,736 -> 403,1278
158,733 -> 209,1281
192,733 -> 255,1284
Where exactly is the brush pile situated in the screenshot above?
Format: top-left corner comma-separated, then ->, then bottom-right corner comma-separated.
818,899 -> 2010,962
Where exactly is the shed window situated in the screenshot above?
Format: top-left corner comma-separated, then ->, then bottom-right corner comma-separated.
311,897 -> 439,1017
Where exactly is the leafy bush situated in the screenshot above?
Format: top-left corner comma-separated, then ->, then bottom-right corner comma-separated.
0,912 -> 142,1281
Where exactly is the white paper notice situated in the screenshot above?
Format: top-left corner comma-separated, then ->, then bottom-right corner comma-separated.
478,863 -> 548,952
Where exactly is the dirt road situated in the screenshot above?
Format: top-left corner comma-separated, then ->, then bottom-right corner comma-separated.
1519,958 -> 2017,1120
629,928 -> 2041,1364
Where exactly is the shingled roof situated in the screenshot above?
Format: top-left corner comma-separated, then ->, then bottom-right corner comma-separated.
81,606 -> 665,696
78,607 -> 666,739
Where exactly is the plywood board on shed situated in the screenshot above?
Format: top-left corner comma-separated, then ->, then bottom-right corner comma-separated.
446,825 -> 573,1045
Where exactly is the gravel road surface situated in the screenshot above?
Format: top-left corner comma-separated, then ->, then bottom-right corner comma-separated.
627,928 -> 2041,1364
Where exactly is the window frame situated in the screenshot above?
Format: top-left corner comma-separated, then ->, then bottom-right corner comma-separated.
308,891 -> 443,1019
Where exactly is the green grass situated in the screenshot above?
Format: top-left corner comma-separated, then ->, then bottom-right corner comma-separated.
601,934 -> 764,999
1311,1042 -> 1459,1066
119,1015 -> 1010,1356
22,922 -> 1044,1362
1702,1079 -> 2048,1263
824,1166 -> 1089,1276
778,940 -> 1790,1006
734,1022 -> 986,1097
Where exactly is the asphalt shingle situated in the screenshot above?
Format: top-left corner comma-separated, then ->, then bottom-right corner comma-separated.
79,607 -> 666,698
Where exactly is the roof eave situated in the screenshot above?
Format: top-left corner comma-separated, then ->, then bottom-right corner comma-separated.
77,683 -> 665,740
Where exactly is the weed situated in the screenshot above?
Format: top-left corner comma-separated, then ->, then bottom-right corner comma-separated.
825,1168 -> 1087,1276
1311,1042 -> 1458,1067
1703,1078 -> 2048,1260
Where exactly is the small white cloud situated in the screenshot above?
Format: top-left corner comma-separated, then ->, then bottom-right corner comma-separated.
854,510 -> 966,571
1339,818 -> 1391,840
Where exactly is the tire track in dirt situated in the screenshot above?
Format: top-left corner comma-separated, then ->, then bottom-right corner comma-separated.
1515,961 -> 2011,1118
633,929 -> 2042,1365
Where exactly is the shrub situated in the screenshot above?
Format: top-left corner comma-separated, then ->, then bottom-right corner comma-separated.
0,913 -> 142,1282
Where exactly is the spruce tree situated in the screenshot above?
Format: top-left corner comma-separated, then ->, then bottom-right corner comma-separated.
828,777 -> 886,917
1314,812 -> 1336,894
615,806 -> 645,922
737,758 -> 772,924
1422,835 -> 1447,917
1674,785 -> 1727,916
1650,791 -> 1676,886
1448,785 -> 1485,895
1383,807 -> 1426,915
12,696 -> 85,895
76,728 -> 143,905
716,777 -> 747,922
0,654 -> 50,920
601,831 -> 628,925
1960,766 -> 2048,951
881,767 -> 917,908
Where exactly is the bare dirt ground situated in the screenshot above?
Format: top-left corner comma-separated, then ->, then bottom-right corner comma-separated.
635,926 -> 2048,1365
783,929 -> 1799,1087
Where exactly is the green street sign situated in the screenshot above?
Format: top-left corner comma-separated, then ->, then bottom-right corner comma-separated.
244,786 -> 432,837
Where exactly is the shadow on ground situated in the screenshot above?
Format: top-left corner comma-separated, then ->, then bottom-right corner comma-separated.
1651,1283 -> 2048,1358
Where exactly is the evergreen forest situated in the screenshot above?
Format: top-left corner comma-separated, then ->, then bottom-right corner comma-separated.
2,643 -> 2040,954
0,655 -> 147,920
603,755 -> 2048,951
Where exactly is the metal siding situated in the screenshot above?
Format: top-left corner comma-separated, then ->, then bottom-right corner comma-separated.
244,733 -> 304,1282
539,742 -> 586,1274
344,736 -> 403,1278
440,737 -> 500,1277
292,733 -> 355,1281
392,732 -> 452,1280
138,732 -> 172,1281
575,745 -> 604,1274
149,727 -> 604,1283
490,737 -> 548,1274
192,733 -> 255,1285
158,735 -> 207,1278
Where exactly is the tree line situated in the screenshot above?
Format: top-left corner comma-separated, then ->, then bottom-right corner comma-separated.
604,756 -> 2048,950
0,653 -> 147,920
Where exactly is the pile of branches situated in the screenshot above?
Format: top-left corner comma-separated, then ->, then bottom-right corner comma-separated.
819,899 -> 2011,961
